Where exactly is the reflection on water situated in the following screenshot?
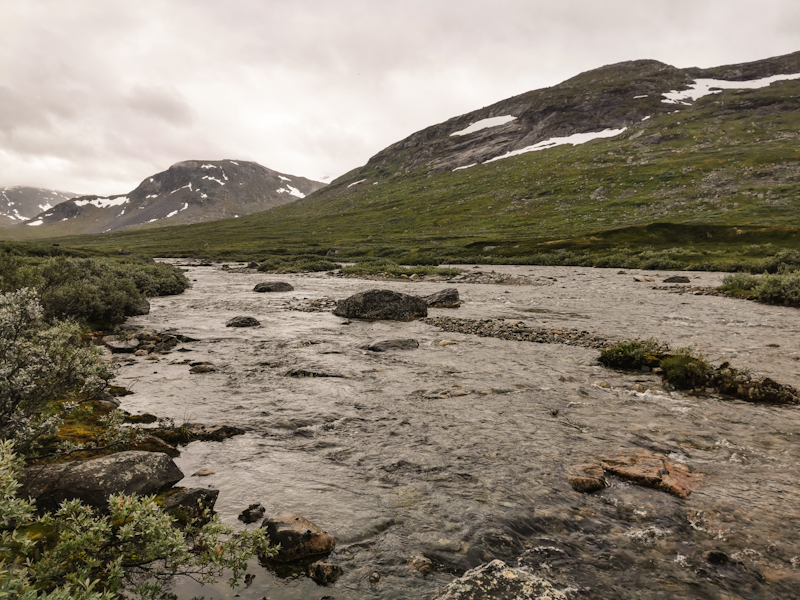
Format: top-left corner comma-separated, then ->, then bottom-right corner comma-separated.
116,263 -> 800,599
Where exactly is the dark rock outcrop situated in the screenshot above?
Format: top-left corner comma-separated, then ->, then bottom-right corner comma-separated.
663,275 -> 690,283
260,514 -> 336,562
239,503 -> 266,524
333,289 -> 427,321
226,316 -> 261,327
432,559 -> 566,599
151,423 -> 245,445
307,561 -> 343,585
254,282 -> 294,292
19,451 -> 184,513
362,339 -> 420,352
425,288 -> 461,308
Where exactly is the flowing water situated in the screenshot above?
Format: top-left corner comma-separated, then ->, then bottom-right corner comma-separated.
115,263 -> 800,599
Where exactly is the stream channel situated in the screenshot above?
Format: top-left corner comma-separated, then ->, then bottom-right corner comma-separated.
114,262 -> 800,599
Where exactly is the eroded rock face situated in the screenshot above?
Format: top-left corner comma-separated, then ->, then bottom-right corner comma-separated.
260,514 -> 335,562
362,339 -> 420,352
226,316 -> 261,327
425,288 -> 461,308
432,559 -> 566,600
254,282 -> 294,293
333,289 -> 427,321
19,451 -> 184,513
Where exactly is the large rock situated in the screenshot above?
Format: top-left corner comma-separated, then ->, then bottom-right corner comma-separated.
226,316 -> 261,327
260,514 -> 336,562
333,289 -> 427,321
19,451 -> 184,513
254,281 -> 294,292
663,275 -> 690,283
433,560 -> 566,599
601,449 -> 699,499
105,338 -> 140,353
362,339 -> 420,352
424,288 -> 461,308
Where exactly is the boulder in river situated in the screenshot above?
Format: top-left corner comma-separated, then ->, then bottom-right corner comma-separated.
601,449 -> 699,499
226,316 -> 261,327
260,514 -> 336,562
238,503 -> 266,524
333,289 -> 427,321
424,288 -> 461,308
307,561 -> 343,585
151,422 -> 245,445
567,463 -> 606,493
254,281 -> 294,292
160,487 -> 219,525
432,559 -> 566,599
19,451 -> 184,513
362,339 -> 420,352
663,275 -> 691,283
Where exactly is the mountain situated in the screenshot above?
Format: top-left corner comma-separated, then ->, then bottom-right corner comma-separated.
0,187 -> 78,226
8,51 -> 800,270
16,160 -> 325,236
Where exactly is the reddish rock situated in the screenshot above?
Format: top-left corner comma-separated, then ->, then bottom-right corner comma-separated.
601,449 -> 699,499
567,463 -> 606,493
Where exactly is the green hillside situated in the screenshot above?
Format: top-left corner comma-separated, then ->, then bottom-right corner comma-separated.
10,55 -> 800,272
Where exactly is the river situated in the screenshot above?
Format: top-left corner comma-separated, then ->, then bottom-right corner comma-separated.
114,262 -> 800,599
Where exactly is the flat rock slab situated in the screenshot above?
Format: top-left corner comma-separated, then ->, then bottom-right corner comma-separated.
601,449 -> 700,499
362,339 -> 420,352
226,316 -> 261,327
106,338 -> 140,353
260,514 -> 335,562
567,463 -> 606,493
254,282 -> 294,292
19,451 -> 184,513
425,288 -> 461,308
333,289 -> 427,321
433,559 -> 566,599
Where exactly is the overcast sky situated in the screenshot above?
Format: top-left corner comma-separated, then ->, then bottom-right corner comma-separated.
2,0 -> 799,195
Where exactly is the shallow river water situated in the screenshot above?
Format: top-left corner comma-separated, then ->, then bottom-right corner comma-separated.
115,263 -> 800,599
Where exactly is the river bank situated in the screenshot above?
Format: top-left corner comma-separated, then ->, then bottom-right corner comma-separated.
113,262 -> 800,599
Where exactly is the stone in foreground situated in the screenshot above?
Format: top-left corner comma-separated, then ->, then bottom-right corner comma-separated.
424,288 -> 461,308
567,463 -> 606,493
226,316 -> 261,327
432,559 -> 566,599
333,289 -> 427,321
602,449 -> 699,499
254,281 -> 294,292
260,514 -> 336,562
19,451 -> 184,513
105,338 -> 140,353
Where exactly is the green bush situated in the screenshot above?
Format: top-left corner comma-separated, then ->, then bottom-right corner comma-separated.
660,349 -> 713,390
719,271 -> 800,306
257,257 -> 340,273
599,339 -> 667,370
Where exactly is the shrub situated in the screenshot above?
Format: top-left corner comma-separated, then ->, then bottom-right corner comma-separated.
660,349 -> 713,390
0,290 -> 113,455
599,339 -> 667,370
257,257 -> 340,273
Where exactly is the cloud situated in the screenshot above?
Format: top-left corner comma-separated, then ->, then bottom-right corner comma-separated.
1,0 -> 799,195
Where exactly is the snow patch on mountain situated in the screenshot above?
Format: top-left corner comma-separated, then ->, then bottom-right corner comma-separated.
483,128 -> 627,164
74,196 -> 129,209
451,116 -> 517,136
662,73 -> 800,104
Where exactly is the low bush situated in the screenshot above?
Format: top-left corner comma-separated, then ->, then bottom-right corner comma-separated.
257,257 -> 340,273
341,261 -> 461,277
719,271 -> 800,306
660,349 -> 713,390
599,339 -> 667,370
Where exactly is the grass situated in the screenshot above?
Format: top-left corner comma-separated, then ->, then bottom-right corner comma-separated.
719,270 -> 800,306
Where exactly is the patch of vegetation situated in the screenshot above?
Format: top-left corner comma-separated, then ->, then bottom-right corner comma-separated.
0,246 -> 189,328
600,339 -> 799,404
719,270 -> 800,306
256,255 -> 340,273
599,339 -> 668,370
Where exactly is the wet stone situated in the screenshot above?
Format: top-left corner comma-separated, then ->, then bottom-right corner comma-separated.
333,288 -> 427,321
106,338 -> 140,353
254,281 -> 294,292
362,338 -> 420,352
307,561 -> 343,585
424,288 -> 461,308
601,449 -> 700,499
432,559 -> 566,600
664,275 -> 691,283
238,503 -> 266,524
226,316 -> 261,327
260,514 -> 336,562
568,463 -> 606,493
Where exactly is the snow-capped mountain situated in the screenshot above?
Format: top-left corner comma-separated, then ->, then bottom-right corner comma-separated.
0,187 -> 77,226
21,159 -> 325,235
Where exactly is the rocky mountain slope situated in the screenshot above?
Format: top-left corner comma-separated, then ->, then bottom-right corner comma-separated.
0,187 -> 77,226
15,160 -> 325,236
11,50 -> 800,269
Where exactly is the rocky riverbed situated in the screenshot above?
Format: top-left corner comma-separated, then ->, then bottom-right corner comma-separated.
113,262 -> 800,599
